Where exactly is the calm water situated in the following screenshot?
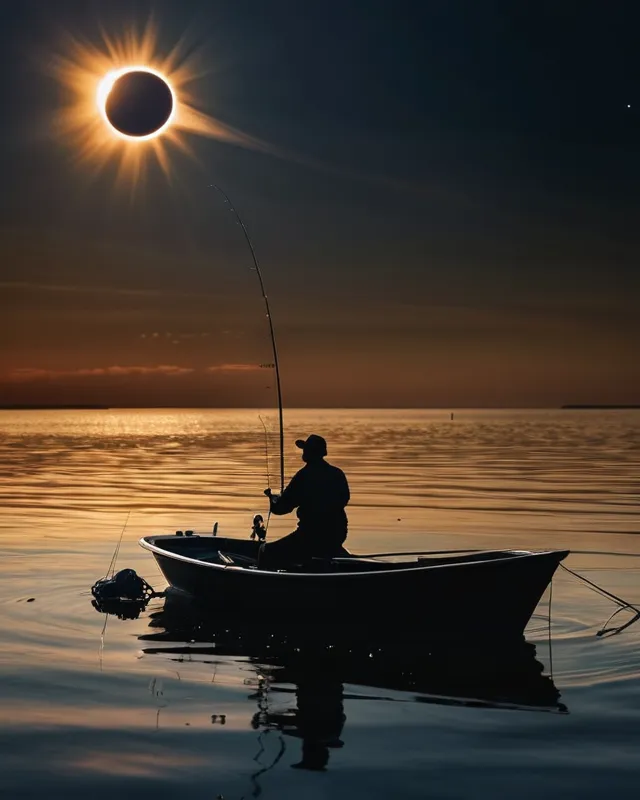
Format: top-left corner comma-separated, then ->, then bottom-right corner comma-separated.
1,408 -> 639,799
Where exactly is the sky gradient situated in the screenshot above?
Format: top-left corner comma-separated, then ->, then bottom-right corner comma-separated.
1,0 -> 639,407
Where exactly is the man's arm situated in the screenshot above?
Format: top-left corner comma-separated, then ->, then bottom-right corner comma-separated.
266,471 -> 302,515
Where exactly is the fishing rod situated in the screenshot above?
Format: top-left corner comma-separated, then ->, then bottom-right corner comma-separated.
259,414 -> 273,533
258,414 -> 272,488
209,183 -> 285,494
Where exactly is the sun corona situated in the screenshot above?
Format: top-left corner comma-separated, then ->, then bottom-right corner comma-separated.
98,66 -> 175,141
51,21 -> 269,184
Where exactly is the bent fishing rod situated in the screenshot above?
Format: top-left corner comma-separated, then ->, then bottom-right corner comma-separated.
208,183 -> 285,493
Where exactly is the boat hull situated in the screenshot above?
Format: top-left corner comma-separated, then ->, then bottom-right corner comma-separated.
142,535 -> 568,642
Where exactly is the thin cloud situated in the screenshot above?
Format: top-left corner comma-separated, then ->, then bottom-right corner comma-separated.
205,364 -> 262,372
0,281 -> 215,300
140,332 -> 211,340
5,365 -> 194,383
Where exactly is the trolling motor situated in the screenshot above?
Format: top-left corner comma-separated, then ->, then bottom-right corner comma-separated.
91,569 -> 158,620
92,568 -> 154,602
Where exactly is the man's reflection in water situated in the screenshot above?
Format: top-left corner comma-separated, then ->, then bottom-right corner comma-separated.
138,597 -> 567,784
252,670 -> 346,771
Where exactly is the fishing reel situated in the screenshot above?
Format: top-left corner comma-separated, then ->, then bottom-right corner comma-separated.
250,513 -> 267,542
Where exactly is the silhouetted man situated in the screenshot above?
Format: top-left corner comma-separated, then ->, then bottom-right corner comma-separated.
259,434 -> 350,569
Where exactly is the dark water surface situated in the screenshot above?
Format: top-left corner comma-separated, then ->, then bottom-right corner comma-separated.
1,409 -> 639,799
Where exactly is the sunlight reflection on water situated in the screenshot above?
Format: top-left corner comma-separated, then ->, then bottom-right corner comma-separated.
1,409 -> 639,798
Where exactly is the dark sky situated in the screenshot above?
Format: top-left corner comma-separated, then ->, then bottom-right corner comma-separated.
1,0 -> 638,407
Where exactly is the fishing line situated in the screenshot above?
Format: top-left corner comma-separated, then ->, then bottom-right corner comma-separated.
106,510 -> 131,578
97,512 -> 130,671
208,183 -> 285,494
99,612 -> 108,672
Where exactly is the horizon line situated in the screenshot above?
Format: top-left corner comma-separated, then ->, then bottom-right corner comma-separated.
1,404 -> 638,411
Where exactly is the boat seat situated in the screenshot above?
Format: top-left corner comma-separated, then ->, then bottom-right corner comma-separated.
218,551 -> 259,568
217,551 -> 392,574
198,552 -> 231,565
303,556 -> 394,573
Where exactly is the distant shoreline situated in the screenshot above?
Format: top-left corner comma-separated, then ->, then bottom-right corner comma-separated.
560,405 -> 640,410
0,404 -> 638,411
0,405 -> 111,410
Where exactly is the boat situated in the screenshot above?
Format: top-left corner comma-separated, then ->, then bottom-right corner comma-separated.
139,532 -> 568,641
132,195 -> 568,643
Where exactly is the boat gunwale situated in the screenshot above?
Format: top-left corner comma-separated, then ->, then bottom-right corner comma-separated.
139,536 -> 569,580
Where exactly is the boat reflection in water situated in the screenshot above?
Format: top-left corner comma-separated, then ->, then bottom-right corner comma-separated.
137,592 -> 568,773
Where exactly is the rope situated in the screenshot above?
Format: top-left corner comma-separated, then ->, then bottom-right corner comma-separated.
559,563 -> 640,612
558,562 -> 640,637
547,579 -> 554,680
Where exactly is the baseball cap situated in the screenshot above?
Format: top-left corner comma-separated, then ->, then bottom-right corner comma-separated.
294,434 -> 327,457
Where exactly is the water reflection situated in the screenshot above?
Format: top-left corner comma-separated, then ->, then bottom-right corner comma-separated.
91,596 -> 150,620
249,666 -> 346,773
138,594 -> 567,779
2,408 -> 638,552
